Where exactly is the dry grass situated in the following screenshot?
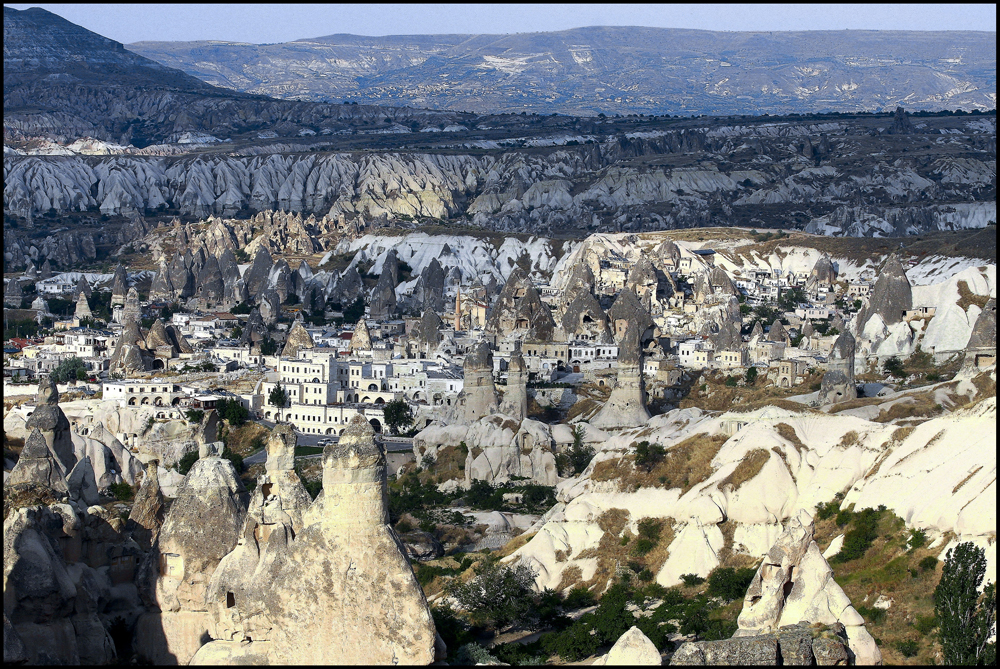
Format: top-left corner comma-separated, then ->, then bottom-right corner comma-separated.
837,431 -> 863,448
497,532 -> 537,559
715,520 -> 762,571
575,508 -> 634,593
873,393 -> 943,423
554,565 -> 583,593
970,371 -> 996,399
716,448 -> 770,492
775,423 -> 805,452
418,444 -> 467,485
224,421 -> 270,457
952,466 -> 983,494
956,280 -> 990,312
678,370 -> 822,413
590,433 -> 729,493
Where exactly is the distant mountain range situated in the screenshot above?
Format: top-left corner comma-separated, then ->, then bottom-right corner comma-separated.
129,26 -> 997,116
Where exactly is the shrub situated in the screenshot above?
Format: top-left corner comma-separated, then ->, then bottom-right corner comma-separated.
631,538 -> 657,556
724,376 -> 738,387
915,614 -> 937,634
216,398 -> 249,426
681,573 -> 706,587
176,450 -> 199,475
447,558 -> 538,631
634,440 -> 665,471
831,507 -> 881,563
638,569 -> 655,582
919,556 -> 938,572
856,605 -> 887,625
541,622 -> 600,662
908,528 -> 927,550
813,498 -> 839,520
563,586 -> 597,610
895,639 -> 920,658
706,567 -> 756,602
108,481 -> 133,502
185,409 -> 205,424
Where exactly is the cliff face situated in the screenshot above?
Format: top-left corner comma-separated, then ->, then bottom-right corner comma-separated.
5,113 -> 994,240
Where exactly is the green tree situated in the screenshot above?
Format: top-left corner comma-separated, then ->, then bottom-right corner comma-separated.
259,337 -> 278,356
342,297 -> 366,323
447,558 -> 538,631
51,357 -> 87,383
269,383 -> 288,422
883,356 -> 906,377
216,398 -> 249,426
745,366 -> 758,385
383,398 -> 413,435
634,440 -> 665,472
934,542 -> 997,665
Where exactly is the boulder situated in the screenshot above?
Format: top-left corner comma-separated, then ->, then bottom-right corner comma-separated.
400,530 -> 446,562
602,626 -> 661,665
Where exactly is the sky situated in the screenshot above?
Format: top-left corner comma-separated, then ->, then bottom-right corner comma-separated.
4,3 -> 996,44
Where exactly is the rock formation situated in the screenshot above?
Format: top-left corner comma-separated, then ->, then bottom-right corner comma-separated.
857,254 -> 912,330
110,264 -> 128,306
499,344 -> 528,421
671,624 -> 850,666
349,316 -> 373,353
243,248 -> 273,300
733,510 -> 881,665
191,416 -> 437,665
561,288 -> 612,342
602,626 -> 661,665
135,442 -> 249,665
459,340 -> 499,423
121,286 -> 142,325
6,427 -> 69,492
109,319 -> 153,376
239,308 -> 268,351
416,257 -> 446,311
282,320 -> 314,358
749,320 -> 764,341
75,274 -> 93,298
886,106 -> 913,135
23,377 -> 76,475
807,255 -> 837,290
963,296 -> 996,369
127,459 -> 165,551
369,265 -> 398,321
258,287 -> 281,325
591,324 -> 651,430
411,308 -> 444,353
818,331 -> 857,405
766,319 -> 790,345
73,290 -> 92,320
606,287 -> 654,344
486,267 -> 556,341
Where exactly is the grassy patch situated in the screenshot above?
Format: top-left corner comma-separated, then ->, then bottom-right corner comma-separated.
716,448 -> 770,492
590,433 -> 728,494
956,280 -> 990,312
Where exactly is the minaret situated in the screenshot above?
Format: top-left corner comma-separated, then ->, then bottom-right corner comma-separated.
454,286 -> 462,331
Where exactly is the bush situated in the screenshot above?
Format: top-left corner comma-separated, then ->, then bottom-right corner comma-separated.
447,558 -> 538,631
563,586 -> 597,610
856,605 -> 887,625
631,538 -> 657,556
681,573 -> 706,587
908,528 -> 927,550
108,481 -> 133,502
176,450 -> 199,475
915,614 -> 937,634
831,507 -> 881,563
935,542 -> 997,665
185,409 -> 205,424
706,567 -> 756,602
51,357 -> 87,383
541,622 -> 600,662
634,440 -> 665,471
895,639 -> 920,657
919,556 -> 938,572
216,398 -> 249,426
815,499 -> 839,520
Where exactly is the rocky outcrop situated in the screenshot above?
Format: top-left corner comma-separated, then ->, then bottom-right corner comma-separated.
499,345 -> 528,421
818,332 -> 857,405
807,255 -> 837,290
670,623 -> 850,666
134,443 -> 249,665
886,106 -> 913,135
733,510 -> 880,665
110,264 -> 128,306
24,377 -> 76,475
607,288 -> 654,344
766,319 -> 790,345
349,316 -> 373,353
601,626 -> 661,665
963,296 -> 996,369
410,309 -> 444,353
486,267 -> 556,341
416,257 -> 446,311
6,428 -> 69,492
191,415 -> 437,665
239,308 -> 268,350
127,460 -> 165,551
459,340 -> 499,423
369,265 -> 398,320
282,320 -> 314,358
73,290 -> 92,320
857,254 -> 912,330
561,288 -> 612,342
591,324 -> 650,430
109,320 -> 153,376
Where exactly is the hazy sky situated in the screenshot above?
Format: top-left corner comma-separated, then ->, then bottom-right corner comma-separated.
5,3 -> 996,44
